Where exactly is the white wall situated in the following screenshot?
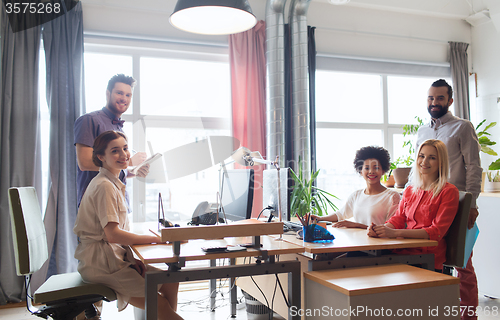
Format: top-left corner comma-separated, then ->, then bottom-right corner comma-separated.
82,0 -> 471,65
471,20 -> 500,170
308,2 -> 471,64
82,0 -> 498,163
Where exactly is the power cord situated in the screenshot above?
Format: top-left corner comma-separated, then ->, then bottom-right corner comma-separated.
178,258 -> 244,313
257,206 -> 274,220
275,274 -> 290,308
249,275 -> 272,320
24,276 -> 37,316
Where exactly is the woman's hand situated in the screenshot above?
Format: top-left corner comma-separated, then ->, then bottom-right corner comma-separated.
130,258 -> 146,278
367,223 -> 378,237
309,214 -> 320,223
371,224 -> 398,238
334,221 -> 367,229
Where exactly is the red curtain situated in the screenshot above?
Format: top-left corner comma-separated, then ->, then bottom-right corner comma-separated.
229,20 -> 266,218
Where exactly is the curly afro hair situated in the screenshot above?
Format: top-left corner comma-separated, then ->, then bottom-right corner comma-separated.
353,146 -> 391,174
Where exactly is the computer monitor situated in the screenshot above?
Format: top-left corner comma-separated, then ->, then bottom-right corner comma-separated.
262,168 -> 291,221
220,169 -> 254,222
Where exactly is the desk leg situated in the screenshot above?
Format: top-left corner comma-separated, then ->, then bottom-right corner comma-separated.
145,261 -> 301,320
288,260 -> 301,320
210,259 -> 216,311
145,272 -> 158,320
230,258 -> 237,317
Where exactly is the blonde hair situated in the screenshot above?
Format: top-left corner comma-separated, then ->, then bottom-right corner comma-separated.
410,139 -> 449,197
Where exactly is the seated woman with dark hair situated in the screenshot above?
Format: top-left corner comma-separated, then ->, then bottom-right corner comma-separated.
73,130 -> 183,320
368,139 -> 459,271
311,146 -> 400,229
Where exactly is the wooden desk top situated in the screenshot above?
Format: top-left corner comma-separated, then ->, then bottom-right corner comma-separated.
131,235 -> 305,264
304,264 -> 459,296
279,227 -> 437,254
160,219 -> 283,242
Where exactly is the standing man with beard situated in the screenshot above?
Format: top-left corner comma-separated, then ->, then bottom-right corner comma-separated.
74,74 -> 148,208
416,79 -> 481,320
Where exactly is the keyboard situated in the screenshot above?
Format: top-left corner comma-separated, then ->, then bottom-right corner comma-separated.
283,220 -> 303,231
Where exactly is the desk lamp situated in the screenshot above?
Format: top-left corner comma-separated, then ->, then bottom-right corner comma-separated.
230,147 -> 283,238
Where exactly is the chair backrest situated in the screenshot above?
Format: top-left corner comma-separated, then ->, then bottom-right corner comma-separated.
444,191 -> 472,268
8,187 -> 49,276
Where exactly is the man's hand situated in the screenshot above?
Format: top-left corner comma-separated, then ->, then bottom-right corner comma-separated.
135,164 -> 150,178
468,208 -> 479,229
130,151 -> 147,166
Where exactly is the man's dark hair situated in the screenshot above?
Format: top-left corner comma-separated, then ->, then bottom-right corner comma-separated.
107,74 -> 136,92
431,79 -> 453,100
353,146 -> 392,174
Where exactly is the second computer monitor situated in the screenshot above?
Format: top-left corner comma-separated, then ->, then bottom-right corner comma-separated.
220,169 -> 254,222
262,167 -> 290,221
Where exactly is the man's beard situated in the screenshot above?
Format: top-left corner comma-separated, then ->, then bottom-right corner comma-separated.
428,105 -> 448,119
107,100 -> 122,115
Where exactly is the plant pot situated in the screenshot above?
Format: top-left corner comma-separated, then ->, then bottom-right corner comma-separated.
481,171 -> 486,192
393,167 -> 411,188
483,180 -> 500,193
382,175 -> 395,188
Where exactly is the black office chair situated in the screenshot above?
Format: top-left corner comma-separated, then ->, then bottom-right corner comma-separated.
443,191 -> 473,275
8,187 -> 116,320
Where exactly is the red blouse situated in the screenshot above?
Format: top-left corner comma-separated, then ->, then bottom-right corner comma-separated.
387,182 -> 459,270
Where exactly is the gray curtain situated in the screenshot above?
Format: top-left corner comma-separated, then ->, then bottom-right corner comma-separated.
31,2 -> 85,292
0,12 -> 42,304
449,41 -> 470,120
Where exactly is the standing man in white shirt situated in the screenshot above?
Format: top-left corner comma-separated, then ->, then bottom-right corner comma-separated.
416,79 -> 481,320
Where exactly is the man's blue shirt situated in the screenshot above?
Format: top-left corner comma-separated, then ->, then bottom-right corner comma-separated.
74,107 -> 127,207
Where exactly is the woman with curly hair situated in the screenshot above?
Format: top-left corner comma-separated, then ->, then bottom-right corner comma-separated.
311,146 -> 400,229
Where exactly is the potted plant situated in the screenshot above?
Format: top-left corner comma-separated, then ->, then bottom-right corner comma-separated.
392,117 -> 424,188
476,120 -> 500,192
381,162 -> 397,187
289,160 -> 338,240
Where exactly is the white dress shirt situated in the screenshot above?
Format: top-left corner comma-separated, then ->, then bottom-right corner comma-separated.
416,111 -> 482,207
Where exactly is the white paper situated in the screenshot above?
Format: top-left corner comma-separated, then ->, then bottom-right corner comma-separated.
129,153 -> 162,175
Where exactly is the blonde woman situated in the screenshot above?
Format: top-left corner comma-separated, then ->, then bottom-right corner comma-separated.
368,139 -> 459,271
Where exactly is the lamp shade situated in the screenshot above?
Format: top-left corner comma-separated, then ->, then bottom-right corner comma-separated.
170,0 -> 257,35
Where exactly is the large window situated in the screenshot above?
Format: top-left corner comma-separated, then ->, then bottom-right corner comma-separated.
315,70 -> 451,207
83,40 -> 231,222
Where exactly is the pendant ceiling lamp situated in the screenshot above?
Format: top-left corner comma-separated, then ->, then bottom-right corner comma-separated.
170,0 -> 257,35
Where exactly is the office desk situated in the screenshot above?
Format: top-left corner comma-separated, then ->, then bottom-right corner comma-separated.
277,227 -> 438,271
131,222 -> 304,320
237,227 -> 438,319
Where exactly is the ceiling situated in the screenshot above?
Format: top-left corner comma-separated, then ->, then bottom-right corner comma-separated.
81,0 -> 495,20
329,0 -> 481,19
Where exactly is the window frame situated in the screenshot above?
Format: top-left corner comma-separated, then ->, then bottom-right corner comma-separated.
314,58 -> 451,205
83,36 -> 232,221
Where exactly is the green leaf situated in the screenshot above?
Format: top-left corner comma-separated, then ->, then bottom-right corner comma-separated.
479,136 -> 496,146
481,146 -> 498,156
484,122 -> 497,131
489,159 -> 500,171
475,119 -> 486,131
289,160 -> 338,217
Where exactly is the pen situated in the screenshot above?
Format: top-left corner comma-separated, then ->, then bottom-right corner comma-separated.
149,229 -> 160,238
